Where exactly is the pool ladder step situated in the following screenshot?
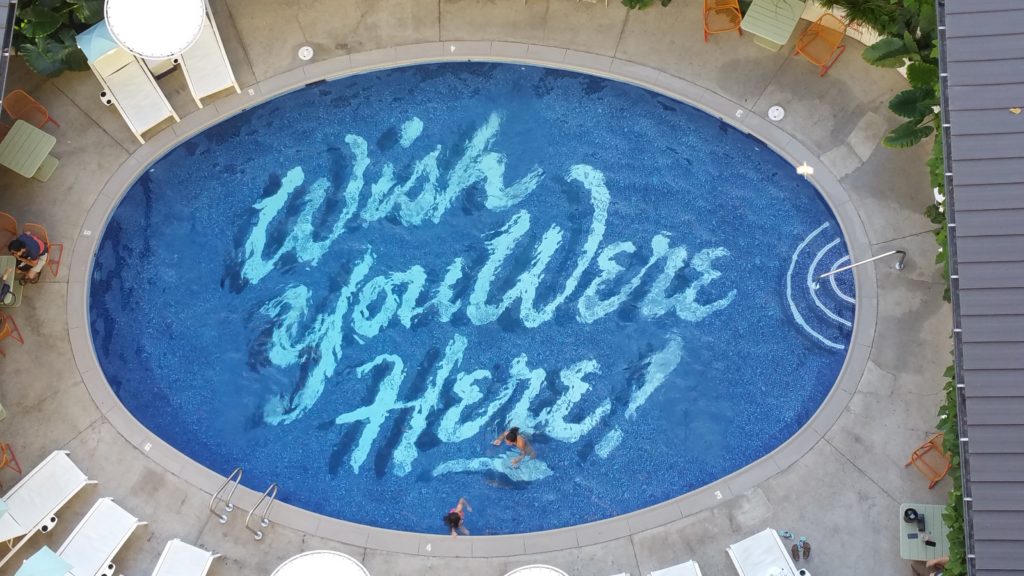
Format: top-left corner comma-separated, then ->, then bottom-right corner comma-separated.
208,467 -> 280,541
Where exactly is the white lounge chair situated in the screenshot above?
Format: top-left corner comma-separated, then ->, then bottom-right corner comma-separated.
57,498 -> 146,576
726,528 -> 800,576
151,539 -> 219,576
76,20 -> 180,143
0,451 -> 96,569
176,1 -> 240,108
650,559 -> 703,576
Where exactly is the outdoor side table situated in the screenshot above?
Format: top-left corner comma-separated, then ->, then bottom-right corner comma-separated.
0,120 -> 57,179
899,503 -> 949,561
741,0 -> 806,51
0,255 -> 25,308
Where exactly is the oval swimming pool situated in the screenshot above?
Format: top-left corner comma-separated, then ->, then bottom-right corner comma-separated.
88,62 -> 855,535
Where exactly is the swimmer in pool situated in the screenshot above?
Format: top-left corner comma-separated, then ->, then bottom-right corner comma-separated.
491,426 -> 536,468
444,497 -> 472,537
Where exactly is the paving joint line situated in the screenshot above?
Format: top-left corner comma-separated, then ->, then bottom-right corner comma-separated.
822,436 -> 900,505
50,83 -> 131,157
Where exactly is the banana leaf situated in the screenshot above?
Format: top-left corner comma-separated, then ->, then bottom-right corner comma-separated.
19,34 -> 89,77
888,86 -> 937,119
883,120 -> 934,149
862,36 -> 915,68
16,5 -> 65,38
70,0 -> 104,25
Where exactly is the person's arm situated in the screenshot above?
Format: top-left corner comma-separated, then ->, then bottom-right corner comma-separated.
456,497 -> 471,513
926,556 -> 949,569
1,267 -> 11,282
492,429 -> 509,446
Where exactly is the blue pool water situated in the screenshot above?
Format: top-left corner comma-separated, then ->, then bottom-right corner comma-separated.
89,63 -> 854,534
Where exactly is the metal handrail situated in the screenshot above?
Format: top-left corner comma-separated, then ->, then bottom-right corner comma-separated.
209,467 -> 242,524
816,249 -> 906,283
245,483 -> 278,541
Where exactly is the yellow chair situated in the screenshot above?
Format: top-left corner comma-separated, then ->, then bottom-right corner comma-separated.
792,13 -> 848,76
704,0 -> 743,42
906,432 -> 952,489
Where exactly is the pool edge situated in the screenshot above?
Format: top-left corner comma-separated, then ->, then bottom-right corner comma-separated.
67,43 -> 874,558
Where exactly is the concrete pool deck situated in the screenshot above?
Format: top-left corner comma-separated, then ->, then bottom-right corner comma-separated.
0,1 -> 951,575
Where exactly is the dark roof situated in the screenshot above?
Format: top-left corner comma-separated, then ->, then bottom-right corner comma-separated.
942,1 -> 1024,574
0,1 -> 14,109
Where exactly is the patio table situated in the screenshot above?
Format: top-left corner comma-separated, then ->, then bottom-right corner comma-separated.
0,119 -> 57,178
741,0 -> 806,51
0,255 -> 24,308
900,503 -> 950,561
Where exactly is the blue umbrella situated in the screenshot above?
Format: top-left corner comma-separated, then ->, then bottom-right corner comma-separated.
15,546 -> 72,576
75,20 -> 120,63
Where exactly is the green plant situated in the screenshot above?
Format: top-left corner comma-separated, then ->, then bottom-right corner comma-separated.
811,0 -> 899,35
937,362 -> 966,576
12,0 -> 103,77
621,0 -> 672,9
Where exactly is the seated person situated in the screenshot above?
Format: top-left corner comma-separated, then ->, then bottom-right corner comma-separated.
1,267 -> 14,305
8,232 -> 48,283
912,555 -> 949,576
491,426 -> 536,467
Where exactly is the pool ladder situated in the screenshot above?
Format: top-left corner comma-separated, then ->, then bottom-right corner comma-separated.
208,467 -> 280,541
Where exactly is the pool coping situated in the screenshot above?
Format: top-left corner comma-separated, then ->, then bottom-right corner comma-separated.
66,42 -> 875,558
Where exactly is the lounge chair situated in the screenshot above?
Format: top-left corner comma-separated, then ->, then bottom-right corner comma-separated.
650,559 -> 703,576
0,451 -> 96,569
56,497 -> 146,576
176,1 -> 240,108
792,13 -> 848,76
151,539 -> 219,576
906,432 -> 952,489
2,90 -> 60,129
76,20 -> 179,143
726,528 -> 799,576
703,0 -> 742,42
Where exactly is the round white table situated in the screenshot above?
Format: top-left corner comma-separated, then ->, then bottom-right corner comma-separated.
504,565 -> 570,576
271,551 -> 370,576
104,0 -> 206,60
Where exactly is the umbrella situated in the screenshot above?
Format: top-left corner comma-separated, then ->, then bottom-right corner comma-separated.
15,546 -> 72,576
75,21 -> 120,64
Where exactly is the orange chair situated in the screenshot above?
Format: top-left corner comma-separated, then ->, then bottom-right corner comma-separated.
704,0 -> 743,42
793,14 -> 847,76
0,312 -> 24,357
22,223 -> 63,279
0,443 -> 22,490
2,90 -> 60,129
0,212 -> 16,249
906,432 -> 952,489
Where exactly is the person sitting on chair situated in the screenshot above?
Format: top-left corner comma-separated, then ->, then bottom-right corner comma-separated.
8,232 -> 47,283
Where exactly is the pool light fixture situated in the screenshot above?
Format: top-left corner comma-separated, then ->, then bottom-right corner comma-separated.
104,0 -> 206,60
796,162 -> 814,179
